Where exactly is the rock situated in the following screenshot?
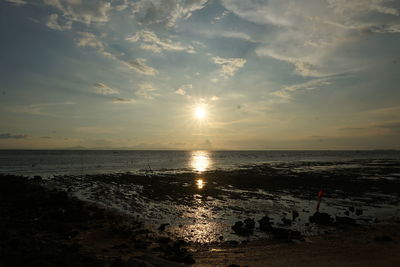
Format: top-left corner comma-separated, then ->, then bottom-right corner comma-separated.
349,207 -> 355,213
281,218 -> 292,226
292,210 -> 299,221
219,236 -> 224,241
232,221 -> 252,236
258,215 -> 273,232
355,208 -> 363,216
309,212 -> 334,225
227,264 -> 241,267
244,218 -> 255,230
344,211 -> 349,216
33,175 -> 42,181
336,216 -> 356,225
374,235 -> 393,242
158,223 -> 170,231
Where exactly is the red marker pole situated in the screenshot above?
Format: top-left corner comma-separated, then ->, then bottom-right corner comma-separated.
316,190 -> 325,212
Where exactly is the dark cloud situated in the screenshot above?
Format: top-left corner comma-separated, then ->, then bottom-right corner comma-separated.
0,133 -> 28,139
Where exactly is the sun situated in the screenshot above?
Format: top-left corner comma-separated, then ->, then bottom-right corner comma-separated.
195,106 -> 207,120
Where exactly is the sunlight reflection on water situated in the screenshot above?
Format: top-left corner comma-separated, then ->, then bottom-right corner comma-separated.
196,179 -> 205,189
177,194 -> 224,243
191,150 -> 212,173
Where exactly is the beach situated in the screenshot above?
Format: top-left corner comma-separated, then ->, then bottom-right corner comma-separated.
1,152 -> 400,266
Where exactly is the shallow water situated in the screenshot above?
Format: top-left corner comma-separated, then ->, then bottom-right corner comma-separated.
42,158 -> 400,244
1,149 -> 400,177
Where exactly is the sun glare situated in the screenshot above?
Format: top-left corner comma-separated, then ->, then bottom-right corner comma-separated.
195,106 -> 206,120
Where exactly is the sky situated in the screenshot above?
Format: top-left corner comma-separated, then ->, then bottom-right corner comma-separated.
0,0 -> 400,150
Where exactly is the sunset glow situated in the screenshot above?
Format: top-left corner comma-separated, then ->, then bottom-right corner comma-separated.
195,106 -> 207,120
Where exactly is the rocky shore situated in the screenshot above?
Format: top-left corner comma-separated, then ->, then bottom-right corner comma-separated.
0,175 -> 194,266
1,171 -> 400,267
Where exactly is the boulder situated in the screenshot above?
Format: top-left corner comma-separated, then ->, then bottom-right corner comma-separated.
244,218 -> 255,230
232,221 -> 252,236
309,212 -> 334,225
258,215 -> 273,232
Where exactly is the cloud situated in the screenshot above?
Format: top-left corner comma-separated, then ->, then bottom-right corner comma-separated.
6,102 -> 74,116
196,28 -> 255,42
43,0 -> 111,25
5,0 -> 27,5
175,84 -> 192,95
46,13 -> 72,31
271,78 -> 332,100
222,0 -> 400,77
212,56 -> 246,78
92,82 -> 119,95
112,97 -> 136,104
75,32 -> 119,60
212,10 -> 230,24
126,30 -> 196,54
135,83 -> 158,99
75,32 -> 158,75
211,95 -> 219,101
75,126 -> 121,134
339,121 -> 400,134
327,0 -> 399,17
219,31 -> 254,42
76,32 -> 104,50
0,133 -> 28,139
131,0 -> 209,28
125,58 -> 158,76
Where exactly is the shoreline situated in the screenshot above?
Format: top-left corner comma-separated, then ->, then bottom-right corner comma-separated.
1,174 -> 400,266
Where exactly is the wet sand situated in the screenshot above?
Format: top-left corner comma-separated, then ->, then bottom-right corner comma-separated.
1,159 -> 400,266
193,224 -> 400,267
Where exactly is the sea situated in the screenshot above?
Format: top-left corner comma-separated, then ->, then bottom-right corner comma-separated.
1,149 -> 400,177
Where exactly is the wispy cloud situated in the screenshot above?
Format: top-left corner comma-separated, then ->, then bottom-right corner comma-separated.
75,32 -> 158,75
126,30 -> 195,54
175,84 -> 192,96
271,78 -> 332,100
6,102 -> 75,116
212,10 -> 230,24
135,83 -> 158,99
5,0 -> 27,6
46,13 -> 72,31
92,82 -> 119,95
131,0 -> 209,28
222,0 -> 400,77
125,58 -> 158,76
212,56 -> 246,78
43,0 -> 111,25
0,133 -> 28,139
112,97 -> 136,104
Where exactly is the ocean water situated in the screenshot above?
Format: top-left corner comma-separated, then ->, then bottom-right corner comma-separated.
1,149 -> 400,177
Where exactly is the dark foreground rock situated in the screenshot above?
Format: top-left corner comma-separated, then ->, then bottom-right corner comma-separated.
0,175 -> 193,267
309,212 -> 334,225
231,218 -> 256,236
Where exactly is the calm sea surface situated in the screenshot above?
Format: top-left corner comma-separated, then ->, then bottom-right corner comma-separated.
1,150 -> 399,177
